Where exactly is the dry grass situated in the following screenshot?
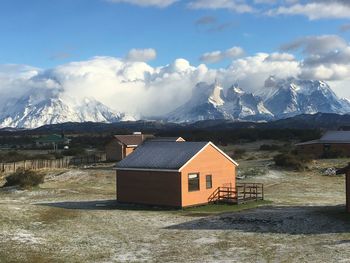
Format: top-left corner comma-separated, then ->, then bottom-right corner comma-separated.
0,147 -> 349,262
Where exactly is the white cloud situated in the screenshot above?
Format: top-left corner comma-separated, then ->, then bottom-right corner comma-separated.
4,39 -> 350,118
222,52 -> 300,93
200,46 -> 244,63
126,48 -> 157,62
280,35 -> 350,82
268,1 -> 350,20
188,0 -> 255,13
264,52 -> 295,62
106,0 -> 178,8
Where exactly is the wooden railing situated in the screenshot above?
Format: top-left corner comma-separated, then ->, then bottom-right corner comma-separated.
236,183 -> 264,204
208,183 -> 264,204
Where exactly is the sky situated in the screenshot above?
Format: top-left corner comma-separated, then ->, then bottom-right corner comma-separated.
1,0 -> 350,116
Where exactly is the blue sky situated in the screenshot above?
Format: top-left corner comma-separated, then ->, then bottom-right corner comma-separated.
2,0 -> 350,115
1,0 -> 349,68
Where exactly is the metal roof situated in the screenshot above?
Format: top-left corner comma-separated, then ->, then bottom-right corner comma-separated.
321,131 -> 350,142
117,141 -> 208,170
296,131 -> 350,146
116,141 -> 238,171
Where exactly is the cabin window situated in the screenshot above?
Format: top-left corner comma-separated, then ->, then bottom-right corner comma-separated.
188,173 -> 200,192
206,175 -> 212,189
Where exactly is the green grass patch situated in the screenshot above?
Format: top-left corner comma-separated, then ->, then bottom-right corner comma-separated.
181,200 -> 272,215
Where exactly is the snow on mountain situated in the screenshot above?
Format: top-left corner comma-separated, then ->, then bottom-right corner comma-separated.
261,77 -> 346,118
168,82 -> 273,123
0,88 -> 132,128
168,77 -> 350,123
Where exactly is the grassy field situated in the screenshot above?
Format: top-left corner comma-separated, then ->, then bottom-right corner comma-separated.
0,140 -> 350,262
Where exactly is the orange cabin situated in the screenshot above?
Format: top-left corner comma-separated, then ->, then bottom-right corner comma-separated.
116,140 -> 238,208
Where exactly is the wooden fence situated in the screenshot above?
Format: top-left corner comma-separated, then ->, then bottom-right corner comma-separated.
0,152 -> 107,173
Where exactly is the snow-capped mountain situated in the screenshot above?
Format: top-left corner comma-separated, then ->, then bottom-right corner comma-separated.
168,81 -> 273,123
260,77 -> 349,119
168,77 -> 350,123
0,88 -> 133,128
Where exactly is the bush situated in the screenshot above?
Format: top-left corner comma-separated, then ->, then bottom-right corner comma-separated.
259,144 -> 281,151
322,151 -> 346,159
273,153 -> 312,171
3,168 -> 45,189
61,147 -> 86,157
0,151 -> 30,162
230,148 -> 246,159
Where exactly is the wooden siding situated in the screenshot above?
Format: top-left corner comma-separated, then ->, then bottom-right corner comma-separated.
116,170 -> 182,207
347,173 -> 350,213
180,144 -> 236,207
105,140 -> 124,161
297,143 -> 350,157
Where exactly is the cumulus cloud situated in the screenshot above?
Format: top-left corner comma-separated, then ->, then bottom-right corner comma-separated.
200,46 -> 244,63
126,48 -> 157,62
188,0 -> 255,13
267,1 -> 350,20
222,52 -> 300,93
106,0 -> 178,8
280,35 -> 350,83
4,37 -> 350,118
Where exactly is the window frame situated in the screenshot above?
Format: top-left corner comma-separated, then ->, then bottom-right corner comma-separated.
205,174 -> 212,189
188,173 -> 200,192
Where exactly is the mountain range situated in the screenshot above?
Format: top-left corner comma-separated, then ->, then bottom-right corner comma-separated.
1,77 -> 349,128
0,88 -> 134,129
168,77 -> 350,123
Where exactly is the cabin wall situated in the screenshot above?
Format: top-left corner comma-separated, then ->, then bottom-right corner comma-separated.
346,173 -> 350,213
105,140 -> 124,161
116,170 -> 182,207
297,143 -> 350,158
180,145 -> 236,207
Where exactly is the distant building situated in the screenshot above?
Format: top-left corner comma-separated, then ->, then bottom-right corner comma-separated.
296,131 -> 350,157
116,140 -> 238,207
105,132 -> 154,161
35,134 -> 70,150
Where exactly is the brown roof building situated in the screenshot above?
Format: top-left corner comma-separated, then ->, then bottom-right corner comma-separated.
116,140 -> 238,207
105,133 -> 154,161
296,131 -> 350,158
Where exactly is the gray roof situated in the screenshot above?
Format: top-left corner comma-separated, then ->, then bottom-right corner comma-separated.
296,131 -> 350,146
117,141 -> 209,170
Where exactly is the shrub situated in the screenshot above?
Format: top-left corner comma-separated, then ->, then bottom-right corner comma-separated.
259,144 -> 281,151
0,151 -> 30,162
61,147 -> 86,157
3,168 -> 45,189
322,151 -> 346,159
230,148 -> 246,159
273,153 -> 312,171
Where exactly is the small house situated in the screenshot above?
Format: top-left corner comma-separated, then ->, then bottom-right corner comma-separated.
336,164 -> 350,213
296,131 -> 350,158
116,140 -> 238,207
105,132 -> 154,161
